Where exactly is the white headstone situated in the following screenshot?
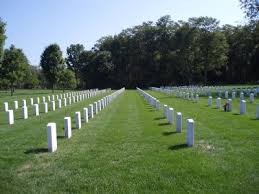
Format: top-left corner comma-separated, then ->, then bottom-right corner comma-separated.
30,98 -> 34,105
58,99 -> 62,109
7,110 -> 14,125
64,98 -> 67,107
44,102 -> 48,113
34,104 -> 39,116
42,96 -> 46,103
232,91 -> 236,99
227,99 -> 232,111
98,100 -> 102,111
22,106 -> 28,119
168,108 -> 174,124
64,117 -> 72,139
51,101 -> 55,111
4,102 -> 9,112
14,101 -> 18,109
225,91 -> 228,99
208,96 -> 212,106
240,92 -> 244,100
89,104 -> 94,118
176,112 -> 182,133
240,100 -> 246,115
250,93 -> 254,103
47,123 -> 57,152
187,119 -> 194,147
83,108 -> 89,123
216,98 -> 221,109
94,102 -> 98,114
22,99 -> 27,107
75,111 -> 81,129
37,97 -> 40,104
163,104 -> 168,118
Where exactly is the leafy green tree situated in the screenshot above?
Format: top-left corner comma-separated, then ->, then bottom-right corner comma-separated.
240,0 -> 259,21
189,17 -> 228,84
58,69 -> 76,91
1,45 -> 30,95
24,65 -> 40,89
66,44 -> 84,87
0,18 -> 6,62
40,44 -> 64,92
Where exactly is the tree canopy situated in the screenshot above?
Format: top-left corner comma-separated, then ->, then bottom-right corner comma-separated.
40,44 -> 64,91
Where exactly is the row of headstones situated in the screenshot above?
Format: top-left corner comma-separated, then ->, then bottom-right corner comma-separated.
150,87 -> 259,119
151,87 -> 256,103
208,96 -> 259,118
47,88 -> 125,152
156,86 -> 259,98
5,89 -> 108,125
136,87 -> 194,147
3,89 -> 103,112
150,87 -> 200,103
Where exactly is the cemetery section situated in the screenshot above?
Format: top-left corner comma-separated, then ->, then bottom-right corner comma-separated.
0,89 -> 258,193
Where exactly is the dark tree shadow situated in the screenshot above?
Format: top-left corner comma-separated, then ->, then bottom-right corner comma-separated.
57,135 -> 65,139
250,118 -> 259,120
162,131 -> 177,136
24,148 -> 48,154
168,144 -> 188,151
158,122 -> 170,126
154,117 -> 165,120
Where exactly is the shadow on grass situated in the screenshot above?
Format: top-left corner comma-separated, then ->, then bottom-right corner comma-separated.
168,144 -> 188,151
15,117 -> 25,121
24,148 -> 48,154
233,113 -> 240,115
149,110 -> 155,112
158,122 -> 170,126
154,116 -> 165,120
162,131 -> 177,136
251,118 -> 259,120
157,96 -> 173,100
57,135 -> 65,139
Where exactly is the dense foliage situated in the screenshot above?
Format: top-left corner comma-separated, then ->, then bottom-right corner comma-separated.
75,16 -> 258,88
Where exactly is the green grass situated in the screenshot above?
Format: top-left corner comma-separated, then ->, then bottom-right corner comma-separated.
0,90 -> 259,193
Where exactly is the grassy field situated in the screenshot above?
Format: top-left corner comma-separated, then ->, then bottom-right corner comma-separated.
0,90 -> 259,193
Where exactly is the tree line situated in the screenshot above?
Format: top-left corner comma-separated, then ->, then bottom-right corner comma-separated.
0,0 -> 258,94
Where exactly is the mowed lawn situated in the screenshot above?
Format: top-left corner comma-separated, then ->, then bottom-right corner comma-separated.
0,90 -> 259,193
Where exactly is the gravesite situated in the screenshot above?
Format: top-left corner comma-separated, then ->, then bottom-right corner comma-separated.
0,0 -> 259,193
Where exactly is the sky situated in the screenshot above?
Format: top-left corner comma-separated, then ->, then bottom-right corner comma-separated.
1,0 -> 245,65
